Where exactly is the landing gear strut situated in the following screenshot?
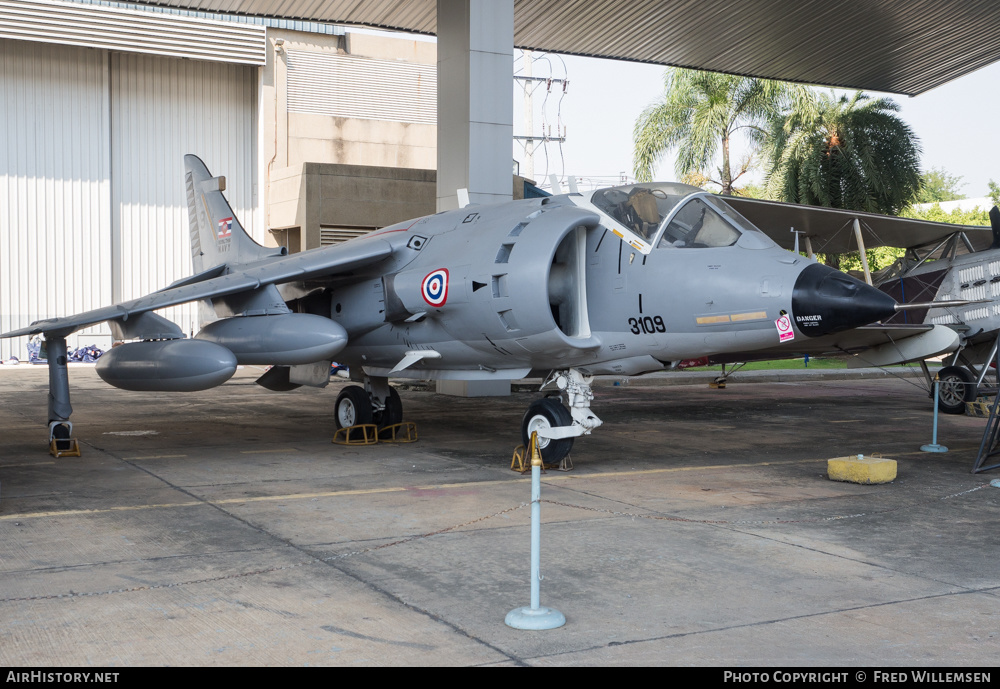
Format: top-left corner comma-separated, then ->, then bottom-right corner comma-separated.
45,334 -> 80,456
521,368 -> 603,463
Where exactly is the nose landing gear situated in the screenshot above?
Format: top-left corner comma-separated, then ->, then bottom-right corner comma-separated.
520,368 -> 603,463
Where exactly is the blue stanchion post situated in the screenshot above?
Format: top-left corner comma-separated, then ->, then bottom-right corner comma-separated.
921,379 -> 948,453
506,432 -> 566,630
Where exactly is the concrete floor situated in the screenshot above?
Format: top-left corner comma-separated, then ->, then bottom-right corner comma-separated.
0,365 -> 997,666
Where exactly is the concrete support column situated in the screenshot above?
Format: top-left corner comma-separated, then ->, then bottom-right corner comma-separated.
436,0 -> 514,212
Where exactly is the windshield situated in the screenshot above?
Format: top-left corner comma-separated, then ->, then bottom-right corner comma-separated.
655,195 -> 743,249
591,183 -> 701,241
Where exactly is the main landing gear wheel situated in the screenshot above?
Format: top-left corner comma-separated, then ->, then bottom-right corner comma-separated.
335,386 -> 373,429
936,366 -> 976,415
521,398 -> 574,464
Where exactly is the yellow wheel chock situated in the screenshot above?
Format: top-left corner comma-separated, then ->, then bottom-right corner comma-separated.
332,422 -> 418,446
510,445 -> 529,472
49,437 -> 81,458
510,432 -> 570,473
48,421 -> 81,458
967,397 -> 993,418
332,424 -> 379,446
378,422 -> 418,443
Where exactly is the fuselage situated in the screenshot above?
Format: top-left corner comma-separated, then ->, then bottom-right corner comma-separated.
321,183 -> 897,380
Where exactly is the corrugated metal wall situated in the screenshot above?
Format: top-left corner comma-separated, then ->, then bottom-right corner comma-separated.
0,39 -> 112,360
0,0 -> 267,65
112,52 -> 257,336
0,37 -> 257,359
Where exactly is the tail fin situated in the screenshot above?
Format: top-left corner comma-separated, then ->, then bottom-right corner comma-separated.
184,154 -> 277,271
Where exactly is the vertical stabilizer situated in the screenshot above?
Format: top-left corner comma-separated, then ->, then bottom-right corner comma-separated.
184,154 -> 277,271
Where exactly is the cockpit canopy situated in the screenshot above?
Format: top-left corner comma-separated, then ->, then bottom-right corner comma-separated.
590,183 -> 769,250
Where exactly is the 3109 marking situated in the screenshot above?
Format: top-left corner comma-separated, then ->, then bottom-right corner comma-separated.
628,315 -> 665,334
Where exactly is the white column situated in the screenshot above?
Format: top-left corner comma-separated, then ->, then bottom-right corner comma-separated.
436,0 -> 514,212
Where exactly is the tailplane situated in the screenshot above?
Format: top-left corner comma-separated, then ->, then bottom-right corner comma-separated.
184,154 -> 277,271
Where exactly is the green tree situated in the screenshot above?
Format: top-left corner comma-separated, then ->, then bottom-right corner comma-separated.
917,167 -> 966,203
902,204 -> 990,226
764,91 -> 922,216
988,179 -> 1000,208
732,182 -> 771,199
633,68 -> 807,194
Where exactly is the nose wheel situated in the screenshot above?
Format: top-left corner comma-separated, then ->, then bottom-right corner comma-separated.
521,398 -> 574,463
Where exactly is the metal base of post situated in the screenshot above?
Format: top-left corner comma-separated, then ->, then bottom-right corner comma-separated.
505,606 -> 566,630
920,443 -> 948,453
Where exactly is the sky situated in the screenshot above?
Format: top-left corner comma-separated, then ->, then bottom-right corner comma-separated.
514,52 -> 1000,199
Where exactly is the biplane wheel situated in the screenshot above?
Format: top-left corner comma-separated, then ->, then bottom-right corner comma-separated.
335,386 -> 373,428
936,366 -> 976,415
521,398 -> 574,464
373,387 -> 403,429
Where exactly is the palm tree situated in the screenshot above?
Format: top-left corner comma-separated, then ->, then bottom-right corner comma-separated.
633,68 -> 806,194
764,91 -> 921,216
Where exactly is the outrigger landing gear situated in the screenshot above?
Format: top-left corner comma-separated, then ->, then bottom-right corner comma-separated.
45,335 -> 81,457
521,369 -> 603,464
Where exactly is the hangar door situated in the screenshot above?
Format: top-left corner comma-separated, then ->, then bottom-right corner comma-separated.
0,40 -> 112,361
0,39 -> 256,359
111,53 -> 257,337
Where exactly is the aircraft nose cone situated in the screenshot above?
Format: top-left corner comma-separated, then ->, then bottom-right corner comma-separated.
791,263 -> 897,337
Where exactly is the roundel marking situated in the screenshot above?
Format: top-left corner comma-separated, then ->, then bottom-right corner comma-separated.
421,268 -> 449,307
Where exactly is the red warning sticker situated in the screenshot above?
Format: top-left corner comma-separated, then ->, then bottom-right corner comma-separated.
776,313 -> 794,342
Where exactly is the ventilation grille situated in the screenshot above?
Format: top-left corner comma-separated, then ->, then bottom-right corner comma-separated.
961,285 -> 987,301
959,265 -> 985,283
320,226 -> 377,246
287,49 -> 436,125
964,307 -> 990,321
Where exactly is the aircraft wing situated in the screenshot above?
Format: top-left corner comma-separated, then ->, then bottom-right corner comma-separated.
725,196 -> 993,254
1,238 -> 394,338
707,323 -> 959,368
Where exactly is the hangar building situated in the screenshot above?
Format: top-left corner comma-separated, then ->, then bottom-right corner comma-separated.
5,0 -> 1000,363
0,0 -> 442,359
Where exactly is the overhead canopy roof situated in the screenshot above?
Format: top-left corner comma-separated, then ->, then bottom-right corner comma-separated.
135,0 -> 1000,95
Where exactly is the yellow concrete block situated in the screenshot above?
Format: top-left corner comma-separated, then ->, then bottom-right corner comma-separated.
827,455 -> 897,484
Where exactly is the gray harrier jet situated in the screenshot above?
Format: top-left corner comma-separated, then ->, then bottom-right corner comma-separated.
2,156 -> 959,462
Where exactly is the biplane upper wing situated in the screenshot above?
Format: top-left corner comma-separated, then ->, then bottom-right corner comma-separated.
725,196 -> 993,254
